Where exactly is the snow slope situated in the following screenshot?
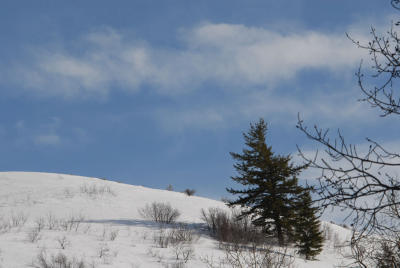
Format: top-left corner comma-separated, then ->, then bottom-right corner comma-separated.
0,172 -> 353,267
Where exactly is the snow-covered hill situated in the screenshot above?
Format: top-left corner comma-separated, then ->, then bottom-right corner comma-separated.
0,172 -> 353,267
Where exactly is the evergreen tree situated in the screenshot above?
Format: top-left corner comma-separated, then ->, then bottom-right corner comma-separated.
227,119 -> 305,246
294,190 -> 324,260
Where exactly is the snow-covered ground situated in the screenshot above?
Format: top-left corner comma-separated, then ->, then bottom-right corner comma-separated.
0,172 -> 354,267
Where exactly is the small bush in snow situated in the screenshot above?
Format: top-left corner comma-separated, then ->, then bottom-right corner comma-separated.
10,212 -> 28,228
46,212 -> 59,230
162,261 -> 186,268
152,224 -> 197,249
139,202 -> 180,224
153,228 -> 171,248
222,243 -> 295,268
170,224 -> 197,245
80,184 -> 115,198
59,214 -> 84,232
35,217 -> 45,232
97,243 -> 112,264
109,229 -> 119,241
27,227 -> 41,243
201,244 -> 295,268
0,217 -> 10,234
63,188 -> 75,198
146,248 -> 164,263
56,235 -> 70,250
97,243 -> 110,259
171,243 -> 195,264
201,207 -> 265,245
32,251 -> 87,268
183,189 -> 196,196
99,226 -> 119,241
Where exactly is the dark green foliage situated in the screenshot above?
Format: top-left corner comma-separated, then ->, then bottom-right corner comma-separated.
294,191 -> 324,260
227,119 -> 305,246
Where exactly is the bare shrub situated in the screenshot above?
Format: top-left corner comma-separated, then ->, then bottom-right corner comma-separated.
99,226 -> 108,241
27,227 -> 41,243
32,251 -> 87,268
0,217 -> 11,234
46,212 -> 59,230
201,207 -> 264,245
183,189 -> 195,196
199,255 -> 226,268
149,223 -> 197,265
152,223 -> 197,249
35,217 -> 45,232
201,208 -> 224,233
56,235 -> 70,250
162,261 -> 185,268
200,208 -> 294,267
63,188 -> 75,198
109,229 -> 119,241
171,243 -> 194,263
141,231 -> 149,241
147,248 -> 165,263
139,202 -> 180,224
98,226 -> 119,241
347,236 -> 400,268
81,223 -> 92,234
80,184 -> 115,198
222,243 -> 295,268
97,243 -> 111,264
153,228 -> 170,248
169,224 -> 197,245
200,245 -> 295,268
10,212 -> 28,228
373,240 -> 400,268
59,214 -> 84,232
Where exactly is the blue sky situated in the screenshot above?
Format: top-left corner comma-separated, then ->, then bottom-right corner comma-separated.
0,1 -> 398,203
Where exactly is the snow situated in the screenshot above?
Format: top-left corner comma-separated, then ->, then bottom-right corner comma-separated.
0,172 -> 354,267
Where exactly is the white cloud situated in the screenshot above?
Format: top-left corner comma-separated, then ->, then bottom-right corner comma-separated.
14,23 -> 366,98
34,134 -> 61,146
11,117 -> 90,147
183,24 -> 364,83
154,85 -> 379,132
11,22 -> 388,132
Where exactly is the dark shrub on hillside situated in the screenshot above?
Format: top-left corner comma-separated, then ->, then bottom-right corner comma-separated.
183,189 -> 196,196
201,207 -> 265,245
33,251 -> 87,268
139,202 -> 180,224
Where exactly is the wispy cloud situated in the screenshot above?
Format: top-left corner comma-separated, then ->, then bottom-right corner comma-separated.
7,22 -> 387,132
154,86 -> 378,132
12,23 -> 365,98
11,117 -> 89,147
34,134 -> 61,146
